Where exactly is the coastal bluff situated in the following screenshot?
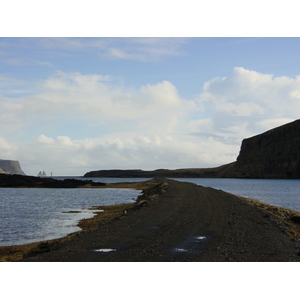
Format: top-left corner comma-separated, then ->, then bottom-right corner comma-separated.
233,119 -> 300,178
0,159 -> 25,175
84,119 -> 300,179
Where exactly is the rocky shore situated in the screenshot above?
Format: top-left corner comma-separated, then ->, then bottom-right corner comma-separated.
0,173 -> 106,188
0,178 -> 162,261
2,179 -> 300,262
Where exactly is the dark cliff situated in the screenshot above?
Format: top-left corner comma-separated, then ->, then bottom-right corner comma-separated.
232,119 -> 300,178
0,159 -> 26,175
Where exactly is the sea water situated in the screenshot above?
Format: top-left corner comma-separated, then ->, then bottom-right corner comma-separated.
57,177 -> 300,211
174,178 -> 300,212
1,177 -> 300,247
0,187 -> 141,247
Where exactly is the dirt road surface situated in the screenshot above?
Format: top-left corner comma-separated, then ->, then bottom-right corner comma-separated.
22,179 -> 300,262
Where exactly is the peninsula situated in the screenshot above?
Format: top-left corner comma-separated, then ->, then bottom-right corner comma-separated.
16,179 -> 300,262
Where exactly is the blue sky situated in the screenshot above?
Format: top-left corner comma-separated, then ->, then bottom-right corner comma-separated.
1,7 -> 300,176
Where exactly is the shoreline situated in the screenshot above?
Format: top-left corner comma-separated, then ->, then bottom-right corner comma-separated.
1,179 -> 300,262
0,179 -> 164,262
235,194 -> 300,240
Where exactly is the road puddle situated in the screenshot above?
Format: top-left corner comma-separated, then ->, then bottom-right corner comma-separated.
174,248 -> 188,253
93,248 -> 116,253
172,235 -> 208,255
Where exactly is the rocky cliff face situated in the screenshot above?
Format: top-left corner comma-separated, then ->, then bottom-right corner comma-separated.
0,160 -> 26,175
233,119 -> 300,178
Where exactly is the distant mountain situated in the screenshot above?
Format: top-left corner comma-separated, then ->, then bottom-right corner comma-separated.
0,159 -> 26,175
84,164 -> 236,178
84,119 -> 300,179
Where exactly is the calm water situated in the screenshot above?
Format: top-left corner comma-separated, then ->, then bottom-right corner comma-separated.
0,187 -> 141,246
174,178 -> 300,212
58,177 -> 300,211
1,177 -> 300,247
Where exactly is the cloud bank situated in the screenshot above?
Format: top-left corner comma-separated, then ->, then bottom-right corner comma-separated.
0,67 -> 299,175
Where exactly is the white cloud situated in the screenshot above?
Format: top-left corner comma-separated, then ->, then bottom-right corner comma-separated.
102,37 -> 187,61
2,67 -> 300,176
256,118 -> 295,132
197,67 -> 300,138
36,134 -> 54,144
107,48 -> 129,59
290,90 -> 300,99
140,80 -> 182,107
0,37 -> 188,63
16,132 -> 239,176
1,72 -> 198,138
57,136 -> 75,146
0,137 -> 17,159
212,102 -> 264,116
188,118 -> 214,134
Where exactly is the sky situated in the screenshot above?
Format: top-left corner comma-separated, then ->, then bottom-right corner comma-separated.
1,4 -> 300,176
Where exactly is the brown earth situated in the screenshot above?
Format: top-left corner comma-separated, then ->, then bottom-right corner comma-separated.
3,179 -> 297,262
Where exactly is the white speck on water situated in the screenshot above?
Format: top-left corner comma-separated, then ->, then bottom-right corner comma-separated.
94,248 -> 116,253
195,236 -> 206,240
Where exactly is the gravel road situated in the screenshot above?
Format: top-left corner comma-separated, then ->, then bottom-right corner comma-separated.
22,179 -> 300,262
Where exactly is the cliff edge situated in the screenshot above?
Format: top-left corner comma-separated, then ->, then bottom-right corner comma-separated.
0,159 -> 26,175
232,119 -> 300,178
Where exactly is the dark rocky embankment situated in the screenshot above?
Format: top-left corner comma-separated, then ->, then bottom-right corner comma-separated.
84,119 -> 300,179
0,174 -> 106,188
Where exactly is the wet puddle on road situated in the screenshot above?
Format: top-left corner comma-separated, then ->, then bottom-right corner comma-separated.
91,231 -> 208,257
173,248 -> 188,253
93,248 -> 117,253
172,236 -> 208,254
